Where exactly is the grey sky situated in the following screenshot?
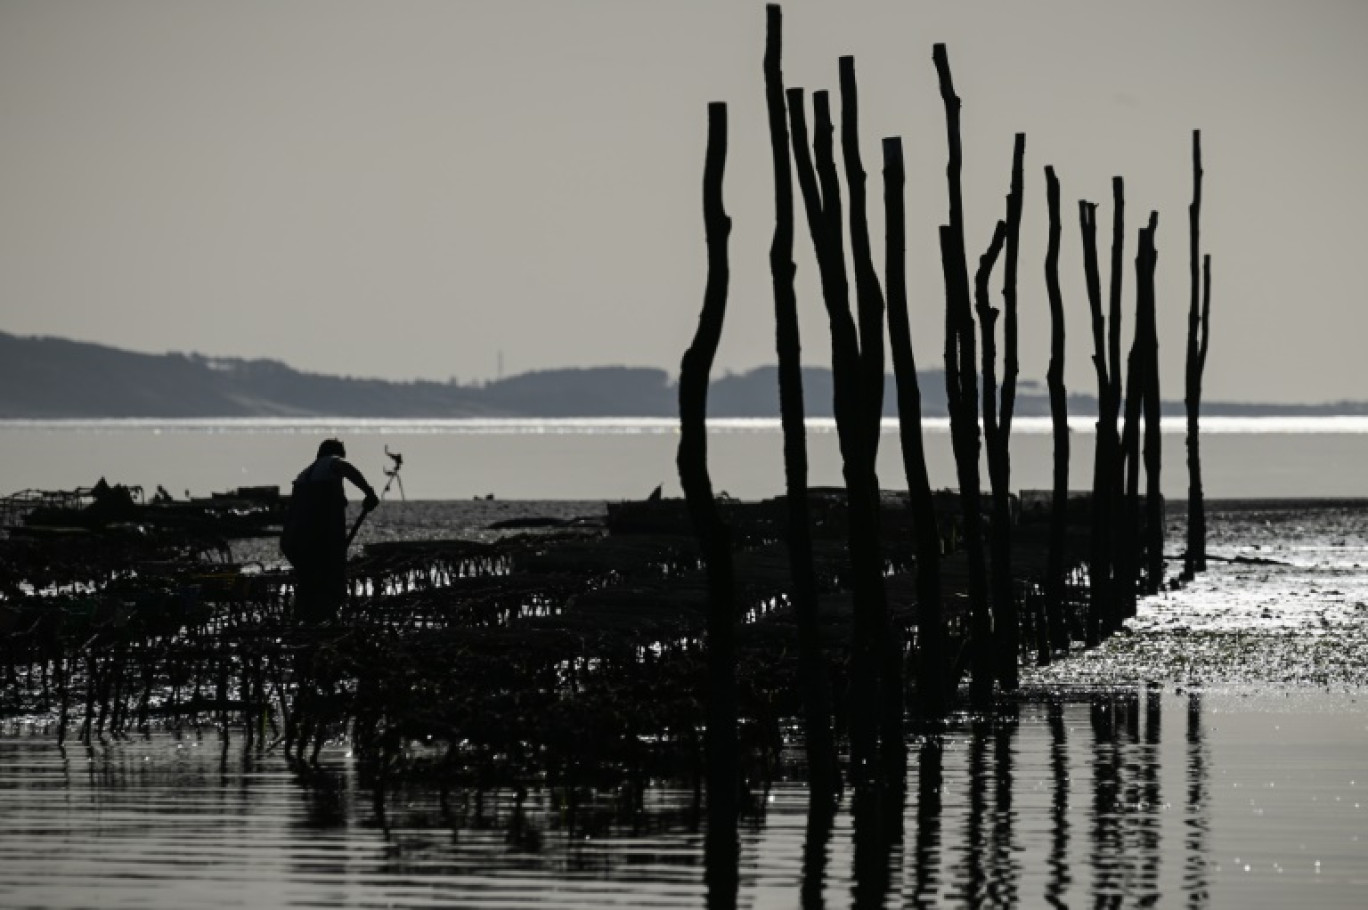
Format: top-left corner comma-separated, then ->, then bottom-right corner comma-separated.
1,0 -> 1365,405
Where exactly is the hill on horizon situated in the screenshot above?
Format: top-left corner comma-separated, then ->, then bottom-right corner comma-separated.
2,331 -> 1365,420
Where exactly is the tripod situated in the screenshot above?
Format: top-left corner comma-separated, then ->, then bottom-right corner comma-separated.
380,446 -> 406,501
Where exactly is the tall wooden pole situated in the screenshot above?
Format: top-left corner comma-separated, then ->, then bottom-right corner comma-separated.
1108,177 -> 1126,433
1185,130 -> 1208,577
802,91 -> 862,472
1104,177 -> 1127,635
762,5 -> 838,798
1079,199 -> 1104,646
1043,167 -> 1070,656
840,57 -> 887,462
790,87 -> 883,779
974,216 -> 1008,666
884,136 -> 948,718
1000,135 -> 1024,454
676,99 -> 737,909
984,134 -> 1025,688
838,55 -> 902,772
1139,212 -> 1164,596
1117,301 -> 1144,622
1108,177 -> 1126,418
933,43 -> 993,707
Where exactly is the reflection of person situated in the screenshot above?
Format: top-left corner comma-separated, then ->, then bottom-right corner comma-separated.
281,439 -> 379,623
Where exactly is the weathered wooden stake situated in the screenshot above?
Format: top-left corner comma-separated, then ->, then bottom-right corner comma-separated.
984,134 -> 1025,688
1117,295 -> 1144,620
1108,177 -> 1126,433
933,43 -> 993,707
1185,129 -> 1209,577
973,219 -> 1008,646
840,57 -> 887,462
1139,212 -> 1164,595
789,87 -> 881,778
762,5 -> 838,798
1104,177 -> 1127,634
838,55 -> 902,771
676,99 -> 737,906
797,90 -> 863,470
884,136 -> 949,718
1079,197 -> 1111,648
1043,166 -> 1071,655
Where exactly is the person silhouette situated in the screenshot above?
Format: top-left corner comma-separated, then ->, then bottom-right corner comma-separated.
281,438 -> 380,623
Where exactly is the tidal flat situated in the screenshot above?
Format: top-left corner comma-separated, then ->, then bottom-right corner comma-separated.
2,500 -> 1366,908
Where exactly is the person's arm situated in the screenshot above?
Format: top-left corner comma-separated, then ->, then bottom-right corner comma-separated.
337,459 -> 381,511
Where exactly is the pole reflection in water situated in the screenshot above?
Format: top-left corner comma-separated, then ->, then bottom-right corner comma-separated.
294,768 -> 349,831
1139,681 -> 1164,906
910,734 -> 944,907
989,704 -> 1019,907
953,718 -> 992,905
801,790 -> 836,910
705,802 -> 739,910
849,770 -> 906,908
1091,691 -> 1126,902
1086,686 -> 1170,905
1045,696 -> 1071,908
838,687 -> 1209,907
936,709 -> 1021,907
1,688 -> 1227,908
1185,691 -> 1210,907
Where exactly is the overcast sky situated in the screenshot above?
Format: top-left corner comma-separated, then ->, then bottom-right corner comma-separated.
2,0 -> 1365,405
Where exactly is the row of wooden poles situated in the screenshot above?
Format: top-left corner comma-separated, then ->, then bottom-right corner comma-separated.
676,4 -> 1214,850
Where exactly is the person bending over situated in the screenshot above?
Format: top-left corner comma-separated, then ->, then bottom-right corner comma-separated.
281,438 -> 380,623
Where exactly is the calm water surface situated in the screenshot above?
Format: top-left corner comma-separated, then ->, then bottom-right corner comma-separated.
3,689 -> 1364,908
3,426 -> 1368,906
4,416 -> 1368,500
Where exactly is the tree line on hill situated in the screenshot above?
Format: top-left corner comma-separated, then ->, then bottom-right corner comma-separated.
0,330 -> 1359,419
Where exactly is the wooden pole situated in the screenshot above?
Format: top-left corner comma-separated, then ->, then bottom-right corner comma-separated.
838,55 -> 902,772
1140,212 -> 1164,596
676,98 -> 737,908
1104,177 -> 1127,635
933,43 -> 993,707
1000,135 -> 1024,454
762,5 -> 838,798
799,91 -> 862,470
1117,303 -> 1144,622
790,87 -> 881,778
1200,255 -> 1212,406
973,216 -> 1008,659
1185,130 -> 1208,577
1079,198 -> 1109,648
1043,166 -> 1071,657
985,134 -> 1025,688
884,136 -> 949,718
840,56 -> 887,461
1108,178 -> 1126,418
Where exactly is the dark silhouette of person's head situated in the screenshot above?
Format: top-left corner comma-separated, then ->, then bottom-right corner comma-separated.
317,438 -> 346,459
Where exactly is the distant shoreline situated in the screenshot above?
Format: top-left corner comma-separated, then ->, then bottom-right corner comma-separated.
7,415 -> 1368,431
6,331 -> 1368,420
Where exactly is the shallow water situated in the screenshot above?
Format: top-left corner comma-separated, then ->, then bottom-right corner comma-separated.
5,417 -> 1368,501
3,690 -> 1364,908
3,503 -> 1368,907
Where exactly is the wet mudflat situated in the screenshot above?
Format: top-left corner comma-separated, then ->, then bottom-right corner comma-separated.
2,500 -> 1367,908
